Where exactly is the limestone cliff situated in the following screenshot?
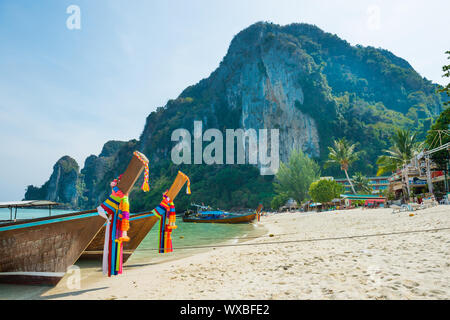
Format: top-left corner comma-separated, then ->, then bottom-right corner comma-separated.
24,156 -> 80,207
140,22 -> 443,168
25,22 -> 446,210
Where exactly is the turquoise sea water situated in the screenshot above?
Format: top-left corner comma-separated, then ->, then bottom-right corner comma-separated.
0,207 -> 71,221
0,207 -> 265,299
129,212 -> 265,265
0,207 -> 265,271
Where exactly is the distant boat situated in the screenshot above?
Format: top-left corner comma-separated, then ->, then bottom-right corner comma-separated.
0,201 -> 104,285
182,204 -> 257,224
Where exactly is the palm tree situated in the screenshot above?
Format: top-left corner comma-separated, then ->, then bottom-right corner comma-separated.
376,129 -> 420,176
352,172 -> 372,194
325,138 -> 359,194
376,129 -> 422,200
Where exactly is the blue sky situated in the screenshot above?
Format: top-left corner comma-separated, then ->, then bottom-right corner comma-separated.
0,0 -> 449,201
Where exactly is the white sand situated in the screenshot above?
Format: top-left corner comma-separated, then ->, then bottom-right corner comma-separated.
41,205 -> 450,300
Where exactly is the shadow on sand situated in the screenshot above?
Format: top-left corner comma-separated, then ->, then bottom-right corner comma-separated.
40,286 -> 108,300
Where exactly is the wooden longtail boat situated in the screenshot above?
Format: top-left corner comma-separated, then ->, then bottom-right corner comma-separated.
0,151 -> 151,285
0,208 -> 104,285
79,170 -> 190,262
182,203 -> 262,224
80,211 -> 159,262
182,211 -> 256,223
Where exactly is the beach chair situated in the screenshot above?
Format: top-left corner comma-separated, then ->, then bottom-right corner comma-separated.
391,204 -> 402,213
422,198 -> 433,209
408,203 -> 421,211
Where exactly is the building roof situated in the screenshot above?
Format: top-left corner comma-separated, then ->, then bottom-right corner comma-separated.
309,202 -> 322,207
342,194 -> 386,200
0,200 -> 60,208
335,176 -> 390,181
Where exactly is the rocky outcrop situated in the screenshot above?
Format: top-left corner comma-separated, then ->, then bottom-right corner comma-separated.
140,22 -> 444,167
24,156 -> 80,207
25,140 -> 137,209
79,140 -> 138,209
208,24 -> 323,161
25,22 -> 446,210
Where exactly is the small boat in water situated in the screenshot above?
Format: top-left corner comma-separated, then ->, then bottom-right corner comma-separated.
0,201 -> 104,285
182,204 -> 257,224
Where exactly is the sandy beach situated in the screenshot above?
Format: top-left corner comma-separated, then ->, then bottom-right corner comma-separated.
28,205 -> 450,299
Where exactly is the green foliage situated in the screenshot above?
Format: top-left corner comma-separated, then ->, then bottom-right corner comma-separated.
273,149 -> 320,205
351,172 -> 372,194
325,138 -> 360,171
382,188 -> 395,201
24,155 -> 79,203
99,140 -> 127,157
131,163 -> 275,213
376,129 -> 421,175
352,199 -> 366,207
24,184 -> 47,200
23,23 -> 446,211
308,179 -> 344,203
425,107 -> 450,169
325,137 -> 359,193
271,193 -> 289,210
57,156 -> 79,173
437,50 -> 450,106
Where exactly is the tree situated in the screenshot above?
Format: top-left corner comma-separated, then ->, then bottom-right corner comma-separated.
382,187 -> 395,201
425,108 -> 450,193
309,179 -> 344,203
426,108 -> 450,168
273,149 -> 320,205
437,50 -> 450,106
271,193 -> 289,210
376,129 -> 420,176
352,172 -> 372,194
324,138 -> 359,194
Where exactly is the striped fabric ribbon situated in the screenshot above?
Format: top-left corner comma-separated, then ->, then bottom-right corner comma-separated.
178,170 -> 191,194
133,151 -> 150,192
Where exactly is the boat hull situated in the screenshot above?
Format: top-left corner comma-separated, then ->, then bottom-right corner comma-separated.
182,213 -> 256,224
79,211 -> 159,262
0,210 -> 104,286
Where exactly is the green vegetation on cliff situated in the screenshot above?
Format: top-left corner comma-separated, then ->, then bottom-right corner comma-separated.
25,22 -> 447,212
24,156 -> 80,206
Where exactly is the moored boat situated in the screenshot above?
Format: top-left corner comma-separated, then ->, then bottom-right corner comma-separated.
0,203 -> 104,285
182,204 -> 257,223
80,211 -> 159,262
182,212 -> 256,223
79,170 -> 191,262
0,151 -> 152,285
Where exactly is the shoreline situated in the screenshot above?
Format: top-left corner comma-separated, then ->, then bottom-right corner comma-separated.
2,205 -> 449,300
0,218 -> 268,300
43,220 -> 269,300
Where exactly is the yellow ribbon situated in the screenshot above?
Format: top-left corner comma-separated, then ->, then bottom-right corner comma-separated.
178,171 -> 191,194
134,151 -> 150,192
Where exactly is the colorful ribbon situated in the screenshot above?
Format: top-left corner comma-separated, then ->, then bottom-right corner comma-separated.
134,151 -> 150,192
153,193 -> 177,253
178,171 -> 191,194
